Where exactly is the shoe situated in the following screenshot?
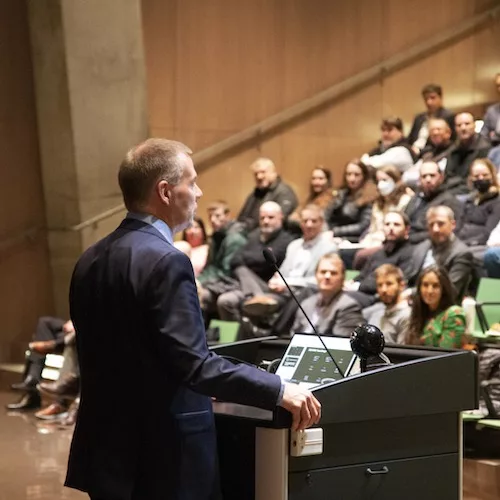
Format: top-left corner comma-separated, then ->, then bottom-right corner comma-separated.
6,392 -> 41,411
60,397 -> 80,426
37,374 -> 80,401
10,375 -> 38,392
29,339 -> 58,355
242,295 -> 280,318
35,402 -> 69,421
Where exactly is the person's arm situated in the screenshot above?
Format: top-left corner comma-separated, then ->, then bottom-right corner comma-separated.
481,202 -> 500,245
332,204 -> 372,239
329,301 -> 365,338
148,251 -> 320,429
438,307 -> 466,349
447,250 -> 474,298
363,147 -> 414,170
273,185 -> 299,218
407,115 -> 422,147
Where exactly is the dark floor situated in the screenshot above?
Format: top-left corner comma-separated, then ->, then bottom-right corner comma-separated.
0,388 -> 492,500
0,390 -> 85,500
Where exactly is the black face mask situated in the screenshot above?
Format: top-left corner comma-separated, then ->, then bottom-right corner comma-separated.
473,179 -> 492,194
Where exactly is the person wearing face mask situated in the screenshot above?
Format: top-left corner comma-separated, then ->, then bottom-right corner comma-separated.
446,112 -> 491,194
454,159 -> 500,264
405,266 -> 465,349
358,165 -> 413,255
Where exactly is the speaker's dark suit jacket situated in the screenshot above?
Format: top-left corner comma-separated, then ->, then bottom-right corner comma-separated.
65,218 -> 281,500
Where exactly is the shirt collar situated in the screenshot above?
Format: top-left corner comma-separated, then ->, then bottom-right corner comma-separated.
126,212 -> 174,244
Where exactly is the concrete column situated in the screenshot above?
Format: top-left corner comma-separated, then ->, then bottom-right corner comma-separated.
27,0 -> 148,316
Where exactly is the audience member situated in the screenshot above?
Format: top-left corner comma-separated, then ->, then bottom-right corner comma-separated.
402,117 -> 454,187
406,266 -> 466,349
480,72 -> 500,146
446,112 -> 491,194
345,211 -> 414,306
455,159 -> 500,263
291,253 -> 364,337
355,165 -> 413,267
361,117 -> 415,172
237,157 -> 298,232
197,201 -> 247,313
35,332 -> 79,421
405,160 -> 462,244
235,205 -> 336,334
324,159 -> 378,242
410,206 -> 473,300
216,201 -> 295,321
484,220 -> 500,278
407,84 -> 456,155
174,215 -> 209,276
365,264 -> 411,344
290,166 -> 334,219
6,317 -> 74,411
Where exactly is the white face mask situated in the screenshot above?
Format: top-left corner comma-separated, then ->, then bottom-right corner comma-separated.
377,178 -> 396,196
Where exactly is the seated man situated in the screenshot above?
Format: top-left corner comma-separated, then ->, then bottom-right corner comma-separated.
237,157 -> 298,232
446,112 -> 491,194
409,205 -> 474,300
216,201 -> 295,321
403,118 -> 454,187
292,253 -> 365,337
484,220 -> 500,278
224,205 -> 336,333
197,201 -> 247,314
364,264 -> 410,344
407,83 -> 456,155
361,116 -> 415,173
405,160 -> 462,244
6,317 -> 74,411
344,211 -> 415,308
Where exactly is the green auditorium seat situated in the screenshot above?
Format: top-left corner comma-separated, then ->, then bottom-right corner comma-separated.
208,319 -> 240,344
472,278 -> 500,341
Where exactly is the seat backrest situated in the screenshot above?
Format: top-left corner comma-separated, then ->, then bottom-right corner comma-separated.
344,269 -> 359,281
476,278 -> 500,330
208,319 -> 240,344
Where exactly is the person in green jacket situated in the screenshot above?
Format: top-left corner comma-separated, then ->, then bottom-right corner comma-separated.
405,265 -> 466,349
197,200 -> 247,313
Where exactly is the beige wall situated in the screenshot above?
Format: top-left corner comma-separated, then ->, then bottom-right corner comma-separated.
142,0 -> 500,219
0,1 -> 53,362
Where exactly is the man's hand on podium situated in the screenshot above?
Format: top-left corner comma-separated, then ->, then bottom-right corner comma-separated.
281,383 -> 321,431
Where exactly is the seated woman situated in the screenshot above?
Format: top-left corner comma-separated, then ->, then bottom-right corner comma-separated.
287,166 -> 334,235
354,165 -> 413,268
324,159 -> 378,243
455,158 -> 500,260
174,216 -> 209,277
405,266 -> 466,349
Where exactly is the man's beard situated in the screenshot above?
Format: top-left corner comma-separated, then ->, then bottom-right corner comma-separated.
172,213 -> 194,234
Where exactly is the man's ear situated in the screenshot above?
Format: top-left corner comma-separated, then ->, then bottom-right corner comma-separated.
157,180 -> 171,205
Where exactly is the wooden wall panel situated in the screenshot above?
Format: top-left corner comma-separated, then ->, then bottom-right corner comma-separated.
142,0 -> 500,219
0,1 -> 53,362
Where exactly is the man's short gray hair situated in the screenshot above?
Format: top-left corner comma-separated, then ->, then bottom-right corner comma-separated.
426,205 -> 455,222
118,138 -> 192,211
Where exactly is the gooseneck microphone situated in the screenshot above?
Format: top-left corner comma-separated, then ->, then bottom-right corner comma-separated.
262,247 -> 345,378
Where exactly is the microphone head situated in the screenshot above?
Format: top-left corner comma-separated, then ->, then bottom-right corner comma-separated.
262,247 -> 277,266
350,324 -> 385,359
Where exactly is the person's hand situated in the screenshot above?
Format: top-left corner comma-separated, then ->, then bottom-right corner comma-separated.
62,320 -> 74,334
280,383 -> 321,431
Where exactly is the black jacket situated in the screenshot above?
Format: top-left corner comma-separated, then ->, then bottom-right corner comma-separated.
237,177 -> 298,231
230,227 -> 295,282
455,191 -> 500,246
405,184 -> 463,244
445,134 -> 492,194
325,189 -> 373,242
407,107 -> 456,147
356,239 -> 415,295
